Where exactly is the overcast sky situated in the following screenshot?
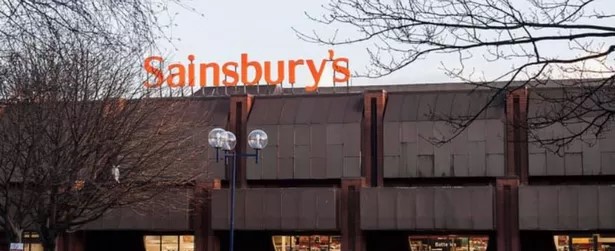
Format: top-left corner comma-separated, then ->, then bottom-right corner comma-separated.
159,0 -> 614,90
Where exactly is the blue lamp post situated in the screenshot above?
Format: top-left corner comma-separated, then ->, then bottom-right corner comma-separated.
208,128 -> 268,251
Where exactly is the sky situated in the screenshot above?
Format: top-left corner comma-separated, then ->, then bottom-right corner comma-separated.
157,0 -> 615,90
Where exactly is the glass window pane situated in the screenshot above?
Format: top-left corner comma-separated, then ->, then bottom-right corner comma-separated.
330,236 -> 341,251
144,236 -> 162,251
179,235 -> 194,251
161,236 -> 179,251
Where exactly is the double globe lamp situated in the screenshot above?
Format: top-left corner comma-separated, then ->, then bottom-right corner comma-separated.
207,128 -> 268,251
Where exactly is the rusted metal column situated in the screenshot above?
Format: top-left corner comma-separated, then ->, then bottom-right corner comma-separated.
341,178 -> 366,251
496,178 -> 521,251
505,88 -> 529,184
194,179 -> 221,251
362,90 -> 387,187
228,94 -> 254,188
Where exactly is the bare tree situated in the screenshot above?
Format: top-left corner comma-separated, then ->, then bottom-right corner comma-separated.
297,0 -> 615,151
0,1 -> 207,250
0,37 -> 209,251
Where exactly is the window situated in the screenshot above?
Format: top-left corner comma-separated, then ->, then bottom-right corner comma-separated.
272,235 -> 341,251
144,235 -> 194,251
554,234 -> 615,251
409,235 -> 489,251
23,232 -> 43,251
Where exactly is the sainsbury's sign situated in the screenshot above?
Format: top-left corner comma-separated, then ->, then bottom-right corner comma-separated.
143,50 -> 350,92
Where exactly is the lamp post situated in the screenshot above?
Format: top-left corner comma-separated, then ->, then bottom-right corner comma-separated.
208,128 -> 268,251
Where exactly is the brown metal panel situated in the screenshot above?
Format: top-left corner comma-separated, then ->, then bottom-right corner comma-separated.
453,154 -> 469,177
529,153 -> 547,176
582,141 -> 601,175
234,189 -> 247,229
326,144 -> 343,178
278,125 -> 294,158
485,119 -> 505,154
299,189 -> 317,229
472,187 -> 494,230
258,124 -> 279,146
417,121 -> 434,155
415,187 -> 435,229
294,124 -> 311,145
417,154 -> 434,177
577,186 -> 598,229
278,158 -> 294,179
377,188 -> 397,229
246,156 -> 260,180
281,189 -> 300,229
416,93 -> 437,121
433,93 -> 455,119
537,186 -> 558,229
211,190 -> 229,230
327,96 -> 350,123
311,124 -> 327,158
311,157 -> 327,178
310,97 -> 331,124
294,145 -> 310,178
434,143 -> 452,177
564,153 -> 583,175
326,124 -> 344,145
601,152 -> 615,174
467,93 -> 489,120
468,141 -> 486,176
315,189 -> 338,229
261,146 -> 278,179
249,98 -> 282,125
263,189 -> 282,229
343,95 -> 364,123
402,93 -> 422,121
360,188 -> 379,229
342,123 -> 361,156
518,186 -> 538,230
383,156 -> 400,178
401,121 -> 418,143
557,186 -> 578,229
279,98 -> 301,124
546,152 -> 565,175
244,189 -> 264,229
403,143 -> 418,177
451,92 -> 471,118
486,153 -> 505,177
295,97 -> 316,124
396,188 -> 417,229
452,188 -> 473,229
343,157 -> 361,177
433,188 -> 448,228
383,93 -> 403,122
598,186 -> 615,229
468,120 -> 486,141
383,122 -> 401,156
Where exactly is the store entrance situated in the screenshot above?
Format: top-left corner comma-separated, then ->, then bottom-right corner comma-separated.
554,234 -> 615,251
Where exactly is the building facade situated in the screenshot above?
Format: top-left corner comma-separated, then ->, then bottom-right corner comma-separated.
6,82 -> 615,251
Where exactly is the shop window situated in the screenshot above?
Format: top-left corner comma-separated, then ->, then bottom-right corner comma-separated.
144,235 -> 194,251
272,235 -> 341,251
554,234 -> 615,251
408,235 -> 488,251
23,232 -> 43,251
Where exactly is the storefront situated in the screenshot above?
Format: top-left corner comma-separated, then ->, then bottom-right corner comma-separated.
144,235 -> 195,251
554,234 -> 615,251
271,235 -> 341,251
408,235 -> 489,251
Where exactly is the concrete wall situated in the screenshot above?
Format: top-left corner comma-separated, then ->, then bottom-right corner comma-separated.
360,186 -> 494,230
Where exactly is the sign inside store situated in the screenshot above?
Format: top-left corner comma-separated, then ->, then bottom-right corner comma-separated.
143,50 -> 350,92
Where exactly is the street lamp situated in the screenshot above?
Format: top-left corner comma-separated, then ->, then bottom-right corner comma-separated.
208,128 -> 268,251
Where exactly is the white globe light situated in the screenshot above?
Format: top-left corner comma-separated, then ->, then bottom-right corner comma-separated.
248,129 -> 268,150
221,131 -> 237,151
208,128 -> 226,148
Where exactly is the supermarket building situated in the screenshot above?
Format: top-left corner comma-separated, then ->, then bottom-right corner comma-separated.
5,81 -> 615,251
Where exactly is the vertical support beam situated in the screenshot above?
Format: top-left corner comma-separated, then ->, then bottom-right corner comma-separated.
362,90 -> 387,187
496,178 -> 520,251
505,88 -> 529,183
194,179 -> 221,251
340,178 -> 366,251
228,94 -> 254,188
